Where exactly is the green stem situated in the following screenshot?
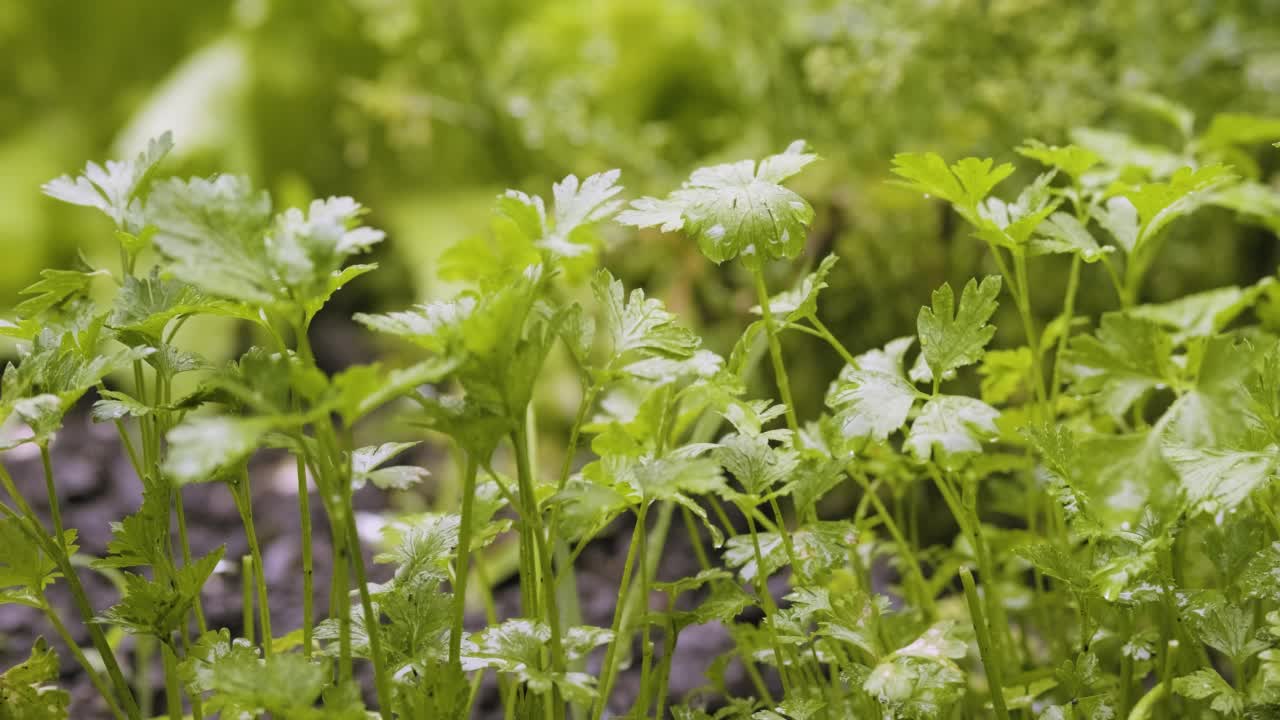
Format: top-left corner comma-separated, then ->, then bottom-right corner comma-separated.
173,490 -> 207,634
241,555 -> 255,646
41,596 -> 128,720
751,267 -> 801,434
331,519 -> 352,682
137,635 -> 154,720
232,473 -> 272,655
743,504 -> 794,696
1160,640 -> 1179,718
39,445 -> 66,550
594,505 -> 647,720
653,610 -> 676,720
450,455 -> 480,668
810,316 -> 858,368
342,497 -> 394,720
513,423 -> 565,720
162,641 -> 184,720
961,567 -> 1011,720
1049,255 -> 1082,409
295,455 -> 314,657
1101,256 -> 1130,308
1012,253 -> 1048,409
850,466 -> 936,617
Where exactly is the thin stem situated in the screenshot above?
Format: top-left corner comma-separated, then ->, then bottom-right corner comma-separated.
162,641 -> 184,720
961,567 -> 1011,720
1160,640 -> 1179,717
41,596 -> 127,720
743,504 -> 794,696
343,499 -> 394,720
241,555 -> 255,646
450,455 -> 480,668
513,423 -> 565,720
1049,255 -> 1082,409
849,466 -> 936,617
173,489 -> 207,634
810,316 -> 858,368
40,445 -> 66,550
751,267 -> 801,434
231,473 -> 272,655
331,518 -> 352,681
594,505 -> 647,720
1100,256 -> 1129,308
295,454 -> 314,656
1012,253 -> 1048,409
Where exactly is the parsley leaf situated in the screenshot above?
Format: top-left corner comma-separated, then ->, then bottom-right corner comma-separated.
42,132 -> 173,230
917,276 -> 1001,382
619,140 -> 818,264
0,637 -> 70,720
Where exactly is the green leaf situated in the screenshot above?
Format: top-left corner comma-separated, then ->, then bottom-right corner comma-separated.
917,276 -> 1001,381
97,547 -> 224,637
892,153 -> 1014,214
593,269 -> 700,366
1240,542 -> 1280,600
147,175 -> 278,305
1028,212 -> 1112,263
863,653 -> 965,720
619,140 -> 817,264
0,637 -> 70,720
1109,164 -> 1238,269
207,650 -> 334,717
1014,543 -> 1089,593
93,486 -> 171,572
462,620 -> 610,704
905,395 -> 1000,461
1173,668 -> 1243,716
1163,335 -> 1264,447
333,358 -> 460,425
1164,445 -> 1274,516
164,416 -> 276,484
108,269 -> 256,339
1074,430 -> 1175,532
265,196 -> 386,306
1091,196 -> 1139,255
1016,140 -> 1100,180
535,169 -> 624,259
42,132 -> 172,230
1128,280 -> 1273,343
351,442 -> 428,490
0,518 -> 74,606
90,390 -> 152,423
375,514 -> 459,583
974,171 -> 1060,249
826,337 -> 919,442
1211,181 -> 1280,234
717,433 -> 800,498
1066,313 -> 1173,419
0,328 -> 153,447
1070,127 -> 1184,178
978,347 -> 1032,405
14,268 -> 110,320
1200,113 -> 1280,150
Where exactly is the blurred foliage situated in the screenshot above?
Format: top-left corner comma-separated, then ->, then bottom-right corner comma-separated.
3,0 -> 1279,404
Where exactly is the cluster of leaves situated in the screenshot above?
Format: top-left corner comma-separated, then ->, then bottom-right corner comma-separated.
1,100 -> 1279,720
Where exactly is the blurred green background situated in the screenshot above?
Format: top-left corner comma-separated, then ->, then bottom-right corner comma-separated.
4,0 -> 1280,398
